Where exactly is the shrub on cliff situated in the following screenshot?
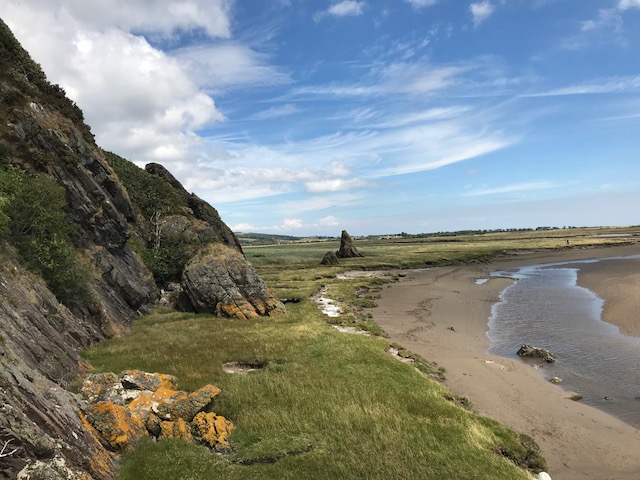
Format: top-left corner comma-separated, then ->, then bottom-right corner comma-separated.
104,151 -> 186,219
0,158 -> 91,309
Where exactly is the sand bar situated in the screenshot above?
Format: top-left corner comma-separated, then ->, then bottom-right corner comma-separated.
576,256 -> 640,337
370,243 -> 640,480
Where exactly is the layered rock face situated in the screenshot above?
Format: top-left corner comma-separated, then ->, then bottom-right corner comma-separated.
181,244 -> 285,319
0,19 -> 280,478
0,19 -> 158,479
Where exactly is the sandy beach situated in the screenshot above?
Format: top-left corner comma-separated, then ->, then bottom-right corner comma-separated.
370,243 -> 640,480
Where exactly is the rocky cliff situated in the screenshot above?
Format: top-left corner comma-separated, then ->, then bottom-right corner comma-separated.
0,19 -> 280,479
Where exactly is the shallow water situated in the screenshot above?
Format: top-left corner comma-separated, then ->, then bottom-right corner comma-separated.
488,255 -> 640,428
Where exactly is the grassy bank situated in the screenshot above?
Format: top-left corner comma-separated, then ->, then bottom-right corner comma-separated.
82,228 -> 638,479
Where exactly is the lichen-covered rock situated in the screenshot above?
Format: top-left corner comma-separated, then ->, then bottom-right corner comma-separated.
82,372 -> 120,402
181,244 -> 285,319
320,251 -> 340,266
159,419 -> 193,441
191,412 -> 234,450
86,402 -> 146,451
170,384 -> 222,421
336,230 -> 363,258
145,413 -> 162,438
125,387 -> 186,422
121,370 -> 178,392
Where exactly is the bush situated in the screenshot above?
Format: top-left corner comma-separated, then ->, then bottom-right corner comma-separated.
0,159 -> 92,310
104,151 -> 186,219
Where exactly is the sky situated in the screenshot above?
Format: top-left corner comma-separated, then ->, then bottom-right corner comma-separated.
3,1 -> 640,235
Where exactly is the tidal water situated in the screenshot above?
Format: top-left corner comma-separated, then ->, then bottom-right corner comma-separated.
487,255 -> 640,428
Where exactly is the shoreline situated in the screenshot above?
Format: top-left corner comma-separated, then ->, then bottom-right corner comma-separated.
370,243 -> 640,480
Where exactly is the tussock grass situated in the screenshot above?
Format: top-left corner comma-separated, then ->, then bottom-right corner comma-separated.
78,228 -> 639,479
84,302 -> 539,479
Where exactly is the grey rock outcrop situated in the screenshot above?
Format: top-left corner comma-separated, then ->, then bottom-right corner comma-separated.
145,163 -> 243,254
0,19 -> 157,478
181,244 -> 285,319
0,253 -> 117,479
336,230 -> 363,258
320,251 -> 340,266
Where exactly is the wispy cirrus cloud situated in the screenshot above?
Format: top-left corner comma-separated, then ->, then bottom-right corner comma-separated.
249,104 -> 300,120
174,43 -> 292,93
464,181 -> 560,197
404,0 -> 438,9
524,75 -> 640,97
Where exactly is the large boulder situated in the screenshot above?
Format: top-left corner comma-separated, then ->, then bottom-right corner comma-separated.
320,251 -> 340,266
180,244 -> 285,319
336,230 -> 363,258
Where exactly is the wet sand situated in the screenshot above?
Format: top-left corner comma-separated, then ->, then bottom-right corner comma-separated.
577,256 -> 640,337
370,243 -> 640,480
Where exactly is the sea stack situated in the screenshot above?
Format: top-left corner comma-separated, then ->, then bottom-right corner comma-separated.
336,230 -> 363,258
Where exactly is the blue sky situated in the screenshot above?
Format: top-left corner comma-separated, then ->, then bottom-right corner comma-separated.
4,1 -> 640,235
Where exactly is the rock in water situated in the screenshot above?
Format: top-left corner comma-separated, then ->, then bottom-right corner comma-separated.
320,251 -> 340,266
336,230 -> 363,258
181,244 -> 285,319
517,344 -> 556,363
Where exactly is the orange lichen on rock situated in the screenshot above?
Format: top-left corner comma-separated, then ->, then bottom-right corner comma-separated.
83,370 -> 233,454
160,418 -> 193,440
77,412 -> 118,479
82,372 -> 119,401
86,401 -> 146,451
216,300 -> 258,320
121,369 -> 178,391
191,411 -> 234,450
170,384 -> 222,421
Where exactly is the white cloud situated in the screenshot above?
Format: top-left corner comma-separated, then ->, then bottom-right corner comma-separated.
2,1 -> 290,166
328,1 -> 366,16
619,0 -> 640,10
470,1 -> 495,27
174,43 -> 291,92
464,182 -> 560,197
277,194 -> 365,214
524,76 -> 640,97
305,178 -> 370,193
317,215 -> 340,227
232,215 -> 341,233
405,0 -> 438,9
314,1 -> 365,21
291,63 -> 467,99
6,0 -> 233,38
249,104 -> 299,120
581,8 -> 622,33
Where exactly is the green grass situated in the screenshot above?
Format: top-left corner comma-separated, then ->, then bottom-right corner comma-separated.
80,226 -> 640,479
84,303 -> 541,479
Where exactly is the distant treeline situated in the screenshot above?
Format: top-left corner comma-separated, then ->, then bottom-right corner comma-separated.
236,233 -> 337,245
